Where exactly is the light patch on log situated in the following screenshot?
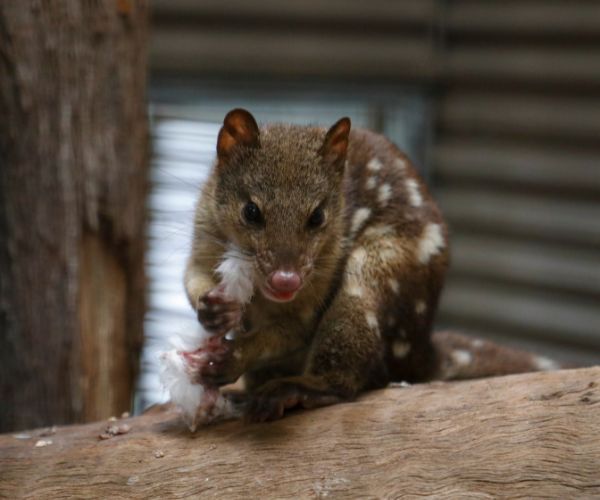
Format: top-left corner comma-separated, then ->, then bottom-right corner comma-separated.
1,368 -> 598,498
79,232 -> 128,422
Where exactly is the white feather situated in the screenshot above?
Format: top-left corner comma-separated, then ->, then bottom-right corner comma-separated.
159,349 -> 204,430
215,247 -> 255,304
159,247 -> 255,430
167,323 -> 206,352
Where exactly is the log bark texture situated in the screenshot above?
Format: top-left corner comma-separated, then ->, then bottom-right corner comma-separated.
1,368 -> 598,499
0,2 -> 149,431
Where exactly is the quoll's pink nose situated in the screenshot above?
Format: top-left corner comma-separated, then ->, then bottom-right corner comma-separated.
269,270 -> 302,292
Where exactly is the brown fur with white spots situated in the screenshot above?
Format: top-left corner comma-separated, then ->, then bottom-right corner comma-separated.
184,109 -> 555,422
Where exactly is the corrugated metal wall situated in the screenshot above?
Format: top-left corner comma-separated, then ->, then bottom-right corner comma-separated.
150,0 -> 436,79
435,1 -> 600,365
148,1 -> 600,368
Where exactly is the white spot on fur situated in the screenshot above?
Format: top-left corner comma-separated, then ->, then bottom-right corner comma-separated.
377,183 -> 392,206
348,246 -> 368,272
415,301 -> 426,314
364,224 -> 396,239
377,237 -> 405,264
365,311 -> 378,329
417,223 -> 445,264
405,179 -> 422,207
452,349 -> 472,366
347,284 -> 364,298
379,248 -> 398,263
388,279 -> 400,293
534,356 -> 560,371
365,176 -> 377,190
365,311 -> 380,337
344,246 -> 368,299
350,208 -> 371,235
393,340 -> 411,358
394,157 -> 407,171
367,157 -> 383,172
472,339 -> 484,348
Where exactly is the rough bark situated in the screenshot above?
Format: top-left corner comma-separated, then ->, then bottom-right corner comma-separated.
1,368 -> 598,499
0,1 -> 149,431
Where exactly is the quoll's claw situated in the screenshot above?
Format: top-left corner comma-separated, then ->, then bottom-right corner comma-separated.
245,381 -> 303,423
245,380 -> 345,423
197,287 -> 243,335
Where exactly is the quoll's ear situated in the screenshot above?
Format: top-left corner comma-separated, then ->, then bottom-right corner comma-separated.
217,108 -> 260,160
320,117 -> 351,169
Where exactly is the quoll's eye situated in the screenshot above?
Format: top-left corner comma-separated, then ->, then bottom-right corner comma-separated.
308,207 -> 325,228
243,201 -> 262,225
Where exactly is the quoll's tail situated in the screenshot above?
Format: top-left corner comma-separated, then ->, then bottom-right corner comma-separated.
431,331 -> 563,381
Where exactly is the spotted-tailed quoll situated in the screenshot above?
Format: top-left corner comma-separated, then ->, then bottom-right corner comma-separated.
183,109 -> 560,422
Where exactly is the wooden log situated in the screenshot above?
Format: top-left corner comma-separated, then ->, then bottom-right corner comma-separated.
0,1 -> 149,431
1,367 -> 598,498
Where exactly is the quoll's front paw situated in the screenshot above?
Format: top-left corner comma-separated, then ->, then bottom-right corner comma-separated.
186,336 -> 243,387
197,285 -> 242,336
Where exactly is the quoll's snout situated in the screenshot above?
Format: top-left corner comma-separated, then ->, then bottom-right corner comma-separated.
269,270 -> 302,292
261,269 -> 303,302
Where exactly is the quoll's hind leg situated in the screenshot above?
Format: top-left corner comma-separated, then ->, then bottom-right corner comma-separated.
344,224 -> 447,384
382,264 -> 445,383
244,348 -> 307,392
245,290 -> 387,422
375,223 -> 448,383
246,224 -> 447,422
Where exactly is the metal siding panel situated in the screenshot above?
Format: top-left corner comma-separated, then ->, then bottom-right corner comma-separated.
440,279 -> 600,347
150,27 -> 434,78
434,140 -> 600,196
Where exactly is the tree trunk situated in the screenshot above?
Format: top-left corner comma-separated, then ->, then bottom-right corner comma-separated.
0,1 -> 149,432
1,368 -> 598,498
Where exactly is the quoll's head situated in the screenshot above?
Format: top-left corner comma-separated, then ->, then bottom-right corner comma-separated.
213,108 -> 351,303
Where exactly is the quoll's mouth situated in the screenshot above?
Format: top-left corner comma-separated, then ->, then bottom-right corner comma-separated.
262,269 -> 304,303
259,284 -> 299,303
